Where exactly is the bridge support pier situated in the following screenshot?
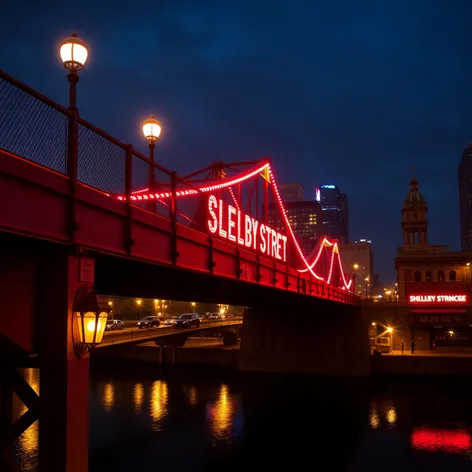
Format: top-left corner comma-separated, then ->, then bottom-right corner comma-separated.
37,254 -> 90,472
240,300 -> 370,375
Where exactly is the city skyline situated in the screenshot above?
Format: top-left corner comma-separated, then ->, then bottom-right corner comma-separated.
1,1 -> 471,281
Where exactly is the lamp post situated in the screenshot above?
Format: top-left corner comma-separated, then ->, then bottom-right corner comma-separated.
352,264 -> 359,295
73,290 -> 111,358
60,33 -> 88,109
59,33 -> 88,240
136,299 -> 142,320
142,115 -> 162,213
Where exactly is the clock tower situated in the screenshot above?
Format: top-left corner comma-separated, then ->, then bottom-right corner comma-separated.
402,177 -> 428,246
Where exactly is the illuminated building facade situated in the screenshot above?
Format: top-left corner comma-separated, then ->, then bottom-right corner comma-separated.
392,177 -> 472,350
315,184 -> 349,243
339,240 -> 374,296
268,200 -> 324,256
276,183 -> 305,203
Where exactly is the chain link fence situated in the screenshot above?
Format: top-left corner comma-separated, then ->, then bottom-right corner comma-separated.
0,74 -> 68,173
78,122 -> 126,194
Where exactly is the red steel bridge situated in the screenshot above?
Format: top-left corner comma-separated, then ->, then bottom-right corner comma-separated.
0,69 -> 357,306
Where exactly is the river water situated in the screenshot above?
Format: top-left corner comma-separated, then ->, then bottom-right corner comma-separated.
12,361 -> 472,471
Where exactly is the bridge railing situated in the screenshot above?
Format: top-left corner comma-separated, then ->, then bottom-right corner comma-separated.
0,69 -> 359,305
0,70 -> 69,174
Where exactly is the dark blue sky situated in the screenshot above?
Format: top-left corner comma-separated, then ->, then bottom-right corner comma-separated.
2,0 -> 472,281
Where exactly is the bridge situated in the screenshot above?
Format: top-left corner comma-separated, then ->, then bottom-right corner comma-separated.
100,319 -> 243,348
0,62 -> 368,472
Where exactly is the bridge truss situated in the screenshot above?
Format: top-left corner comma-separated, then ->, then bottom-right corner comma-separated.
0,68 -> 355,302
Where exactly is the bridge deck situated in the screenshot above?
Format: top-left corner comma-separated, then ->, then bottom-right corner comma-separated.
100,319 -> 242,347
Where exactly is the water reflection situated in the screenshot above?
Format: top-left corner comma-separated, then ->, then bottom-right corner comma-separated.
102,383 -> 115,410
133,383 -> 144,412
183,384 -> 198,406
206,384 -> 235,441
369,402 -> 380,430
150,380 -> 168,430
386,406 -> 397,426
411,427 -> 471,454
13,368 -> 40,472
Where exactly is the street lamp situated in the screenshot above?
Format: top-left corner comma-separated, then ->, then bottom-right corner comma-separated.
73,289 -> 110,358
60,33 -> 88,108
352,264 -> 359,295
142,115 -> 162,211
191,302 -> 196,312
136,299 -> 142,320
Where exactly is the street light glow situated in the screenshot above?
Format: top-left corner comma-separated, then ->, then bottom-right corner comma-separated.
386,327 -> 393,333
143,115 -> 162,142
60,33 -> 88,71
136,299 -> 142,306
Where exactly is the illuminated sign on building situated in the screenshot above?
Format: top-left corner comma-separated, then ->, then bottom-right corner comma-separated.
207,195 -> 288,262
409,294 -> 467,303
321,184 -> 336,189
315,188 -> 320,202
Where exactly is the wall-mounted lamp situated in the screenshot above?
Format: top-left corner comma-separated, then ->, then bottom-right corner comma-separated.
73,288 -> 111,358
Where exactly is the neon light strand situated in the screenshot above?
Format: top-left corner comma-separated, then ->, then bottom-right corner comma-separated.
327,243 -> 337,284
116,159 -> 352,290
228,187 -> 240,210
116,162 -> 270,202
266,166 -> 323,281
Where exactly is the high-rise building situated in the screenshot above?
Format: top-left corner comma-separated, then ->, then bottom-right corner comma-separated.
275,183 -> 305,203
339,240 -> 374,296
459,144 -> 472,250
337,193 -> 349,243
315,184 -> 349,243
268,200 -> 324,256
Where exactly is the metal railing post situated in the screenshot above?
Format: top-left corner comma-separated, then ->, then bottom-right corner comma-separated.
170,172 -> 178,265
67,107 -> 79,242
125,145 -> 134,254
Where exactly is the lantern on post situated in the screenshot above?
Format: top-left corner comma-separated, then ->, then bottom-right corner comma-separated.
73,289 -> 111,358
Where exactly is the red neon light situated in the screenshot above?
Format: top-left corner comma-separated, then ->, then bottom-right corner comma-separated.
409,294 -> 467,304
116,159 -> 352,290
228,187 -> 240,210
411,428 -> 471,453
208,195 -> 287,262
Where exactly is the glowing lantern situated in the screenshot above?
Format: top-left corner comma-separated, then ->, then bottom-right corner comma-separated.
142,115 -> 162,142
60,33 -> 88,72
73,290 -> 110,358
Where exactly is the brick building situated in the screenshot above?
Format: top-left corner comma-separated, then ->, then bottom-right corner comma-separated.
367,177 -> 472,351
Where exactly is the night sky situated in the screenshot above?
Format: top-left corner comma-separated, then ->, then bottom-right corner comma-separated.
2,1 -> 472,281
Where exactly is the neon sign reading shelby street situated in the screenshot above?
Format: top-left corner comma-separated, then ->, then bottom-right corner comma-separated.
409,294 -> 467,303
207,195 -> 288,262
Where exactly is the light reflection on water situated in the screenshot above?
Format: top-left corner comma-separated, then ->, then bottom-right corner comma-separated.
12,370 -> 472,471
149,380 -> 168,430
13,368 -> 39,472
133,383 -> 144,412
205,384 -> 235,442
102,383 -> 115,410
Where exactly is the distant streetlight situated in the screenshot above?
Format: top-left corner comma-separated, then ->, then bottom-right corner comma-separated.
352,264 -> 359,295
136,299 -> 142,320
372,322 -> 376,326
60,33 -> 88,108
386,327 -> 393,333
191,302 -> 196,312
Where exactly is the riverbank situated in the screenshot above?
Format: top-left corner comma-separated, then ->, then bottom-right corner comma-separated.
372,351 -> 472,376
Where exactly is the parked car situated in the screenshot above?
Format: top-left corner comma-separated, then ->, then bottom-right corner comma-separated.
164,316 -> 178,326
137,316 -> 160,329
106,319 -> 124,331
208,312 -> 222,320
174,313 -> 200,329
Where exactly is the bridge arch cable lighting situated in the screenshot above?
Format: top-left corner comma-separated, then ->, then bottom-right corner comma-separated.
115,160 -> 352,290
